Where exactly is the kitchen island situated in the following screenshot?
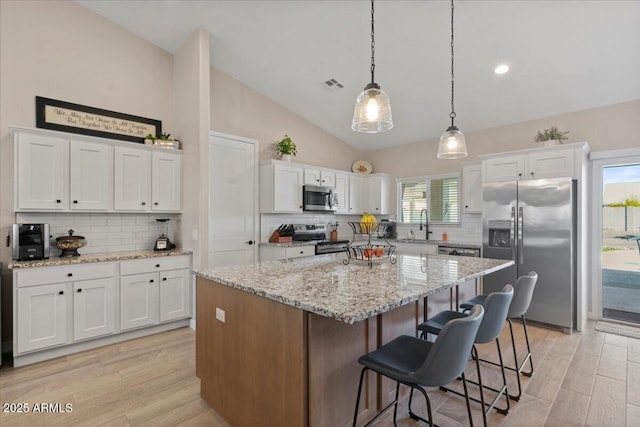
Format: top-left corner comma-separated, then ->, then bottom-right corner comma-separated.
195,253 -> 513,427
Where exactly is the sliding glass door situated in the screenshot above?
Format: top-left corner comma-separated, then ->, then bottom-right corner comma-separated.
601,163 -> 640,323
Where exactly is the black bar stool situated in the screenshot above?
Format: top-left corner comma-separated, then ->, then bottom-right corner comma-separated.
418,284 -> 514,427
352,305 -> 485,427
460,271 -> 538,401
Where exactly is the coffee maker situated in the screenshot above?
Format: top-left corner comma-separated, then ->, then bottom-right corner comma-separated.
12,223 -> 50,261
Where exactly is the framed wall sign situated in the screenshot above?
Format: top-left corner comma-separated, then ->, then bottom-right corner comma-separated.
35,96 -> 162,144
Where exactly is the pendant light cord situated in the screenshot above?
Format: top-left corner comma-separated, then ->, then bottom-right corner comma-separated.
450,0 -> 456,127
370,0 -> 376,84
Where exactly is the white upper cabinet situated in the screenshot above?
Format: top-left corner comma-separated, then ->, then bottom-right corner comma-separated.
114,146 -> 151,211
367,173 -> 390,214
16,133 -> 68,210
304,168 -> 336,187
12,127 -> 182,213
334,172 -> 350,214
348,175 -> 368,215
462,164 -> 482,213
70,141 -> 112,210
260,161 -> 304,213
482,144 -> 583,183
152,151 -> 182,211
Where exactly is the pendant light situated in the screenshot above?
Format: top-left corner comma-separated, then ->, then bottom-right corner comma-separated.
437,0 -> 467,159
352,0 -> 393,133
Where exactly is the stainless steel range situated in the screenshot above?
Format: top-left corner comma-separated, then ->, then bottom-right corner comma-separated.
292,224 -> 349,255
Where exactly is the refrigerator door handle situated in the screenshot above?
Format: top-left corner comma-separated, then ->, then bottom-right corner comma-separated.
510,206 -> 516,261
518,207 -> 524,264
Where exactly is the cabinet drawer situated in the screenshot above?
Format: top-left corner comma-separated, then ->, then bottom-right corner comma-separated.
120,256 -> 190,276
284,246 -> 315,259
16,262 -> 116,287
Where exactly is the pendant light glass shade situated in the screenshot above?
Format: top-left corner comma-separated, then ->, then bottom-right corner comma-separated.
352,82 -> 393,133
437,125 -> 467,159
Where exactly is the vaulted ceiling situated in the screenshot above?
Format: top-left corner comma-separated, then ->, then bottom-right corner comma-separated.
77,0 -> 640,151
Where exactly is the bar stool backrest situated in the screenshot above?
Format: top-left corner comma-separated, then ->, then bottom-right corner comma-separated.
475,284 -> 514,344
507,271 -> 538,319
415,305 -> 484,387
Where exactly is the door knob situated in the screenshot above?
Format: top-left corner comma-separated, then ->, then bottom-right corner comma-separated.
246,240 -> 254,245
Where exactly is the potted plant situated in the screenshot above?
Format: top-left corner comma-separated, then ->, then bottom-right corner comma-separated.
144,133 -> 156,145
275,134 -> 297,161
534,126 -> 569,147
145,132 -> 180,149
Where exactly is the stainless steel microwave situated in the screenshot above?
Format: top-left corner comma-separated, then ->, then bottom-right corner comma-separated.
303,185 -> 338,212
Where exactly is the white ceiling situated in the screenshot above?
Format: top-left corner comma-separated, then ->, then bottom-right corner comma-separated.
76,0 -> 640,152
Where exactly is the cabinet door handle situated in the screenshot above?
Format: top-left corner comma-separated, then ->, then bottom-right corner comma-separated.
141,202 -> 147,206
156,264 -> 160,268
465,205 -> 469,208
150,279 -> 154,283
300,251 -> 304,254
77,288 -> 82,293
518,173 -> 522,177
246,240 -> 254,245
530,172 -> 534,176
59,290 -> 64,295
154,202 -> 159,206
56,199 -> 61,203
67,273 -> 73,277
162,277 -> 167,281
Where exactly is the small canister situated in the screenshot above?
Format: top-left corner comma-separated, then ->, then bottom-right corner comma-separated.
442,232 -> 448,242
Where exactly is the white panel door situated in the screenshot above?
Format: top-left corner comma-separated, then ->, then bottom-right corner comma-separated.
159,269 -> 190,322
304,168 -> 321,185
17,283 -> 68,353
483,155 -> 526,182
526,150 -> 575,179
209,132 -> 259,267
73,277 -> 115,341
69,141 -> 112,210
120,273 -> 159,330
16,133 -> 68,210
114,147 -> 151,211
152,151 -> 182,211
335,172 -> 350,214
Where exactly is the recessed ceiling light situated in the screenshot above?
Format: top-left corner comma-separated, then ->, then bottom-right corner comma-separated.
494,64 -> 510,74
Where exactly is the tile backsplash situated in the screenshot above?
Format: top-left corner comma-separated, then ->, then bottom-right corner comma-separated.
16,212 -> 181,255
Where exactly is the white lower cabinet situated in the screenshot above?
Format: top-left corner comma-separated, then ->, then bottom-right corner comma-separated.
120,272 -> 159,330
13,255 -> 191,365
73,277 -> 115,341
260,245 -> 315,262
17,283 -> 68,353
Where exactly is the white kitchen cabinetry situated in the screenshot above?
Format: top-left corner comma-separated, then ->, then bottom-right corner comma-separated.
73,277 -> 116,341
14,262 -> 116,354
367,173 -> 390,214
462,164 -> 482,213
16,283 -> 68,353
15,133 -> 68,210
304,168 -> 336,187
152,151 -> 182,211
482,144 -> 580,183
12,127 -> 182,213
260,161 -> 304,213
349,175 -> 368,215
259,244 -> 315,262
120,256 -> 191,330
70,141 -> 113,210
114,146 -> 151,211
335,172 -> 350,214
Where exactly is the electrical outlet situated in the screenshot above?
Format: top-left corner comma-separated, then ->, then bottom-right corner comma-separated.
192,229 -> 199,241
215,307 -> 225,323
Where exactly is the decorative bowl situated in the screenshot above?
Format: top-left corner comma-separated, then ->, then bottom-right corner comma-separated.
54,229 -> 87,257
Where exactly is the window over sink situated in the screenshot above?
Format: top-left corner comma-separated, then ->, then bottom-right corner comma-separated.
397,174 -> 460,224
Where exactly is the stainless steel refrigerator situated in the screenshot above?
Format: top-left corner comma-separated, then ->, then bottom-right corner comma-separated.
482,177 -> 576,332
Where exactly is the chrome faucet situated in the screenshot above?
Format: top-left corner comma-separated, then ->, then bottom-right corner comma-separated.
419,208 -> 433,240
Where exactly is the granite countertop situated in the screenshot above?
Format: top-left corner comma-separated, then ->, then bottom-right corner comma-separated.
196,254 -> 512,324
8,249 -> 192,269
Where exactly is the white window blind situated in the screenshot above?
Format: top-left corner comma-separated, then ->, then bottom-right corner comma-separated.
399,175 -> 460,224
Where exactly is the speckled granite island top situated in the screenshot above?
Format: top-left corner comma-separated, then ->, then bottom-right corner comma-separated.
196,254 -> 513,324
8,249 -> 192,269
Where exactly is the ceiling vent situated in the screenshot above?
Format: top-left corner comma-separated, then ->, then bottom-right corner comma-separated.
321,78 -> 344,92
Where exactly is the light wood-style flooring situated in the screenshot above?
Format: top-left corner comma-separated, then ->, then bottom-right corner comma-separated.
0,322 -> 638,426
